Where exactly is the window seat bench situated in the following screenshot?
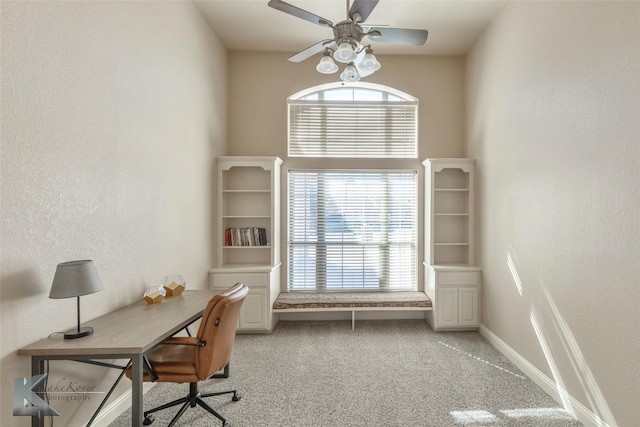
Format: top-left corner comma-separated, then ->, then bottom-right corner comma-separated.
272,291 -> 432,330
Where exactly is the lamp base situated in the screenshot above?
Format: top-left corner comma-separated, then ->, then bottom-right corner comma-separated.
63,326 -> 94,339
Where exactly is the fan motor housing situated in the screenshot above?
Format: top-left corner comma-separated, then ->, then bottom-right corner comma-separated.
333,20 -> 365,45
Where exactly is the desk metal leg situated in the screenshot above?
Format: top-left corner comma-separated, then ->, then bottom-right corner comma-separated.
31,357 -> 45,427
131,354 -> 144,427
83,360 -> 131,427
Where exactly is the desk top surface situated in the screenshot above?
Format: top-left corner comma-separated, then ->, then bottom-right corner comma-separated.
18,289 -> 218,357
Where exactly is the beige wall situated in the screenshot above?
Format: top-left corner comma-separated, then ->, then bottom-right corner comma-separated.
0,1 -> 227,425
228,51 -> 466,289
228,51 -> 465,160
466,1 -> 640,426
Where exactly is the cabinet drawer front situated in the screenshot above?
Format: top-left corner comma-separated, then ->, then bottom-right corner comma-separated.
210,273 -> 267,288
438,272 -> 478,285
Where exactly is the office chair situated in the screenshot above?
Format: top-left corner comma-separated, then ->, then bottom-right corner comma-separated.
126,282 -> 248,427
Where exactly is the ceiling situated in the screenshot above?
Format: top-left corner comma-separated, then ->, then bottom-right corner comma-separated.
194,0 -> 508,57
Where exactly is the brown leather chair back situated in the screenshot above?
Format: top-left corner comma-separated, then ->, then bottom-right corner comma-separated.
194,283 -> 248,380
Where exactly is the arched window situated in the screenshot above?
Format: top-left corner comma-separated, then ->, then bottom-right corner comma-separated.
288,82 -> 418,158
287,83 -> 418,292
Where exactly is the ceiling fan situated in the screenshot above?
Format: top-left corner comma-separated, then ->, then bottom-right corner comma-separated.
268,0 -> 429,82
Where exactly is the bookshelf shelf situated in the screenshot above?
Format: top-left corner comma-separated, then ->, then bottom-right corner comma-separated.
223,189 -> 271,193
221,214 -> 271,219
223,246 -> 272,249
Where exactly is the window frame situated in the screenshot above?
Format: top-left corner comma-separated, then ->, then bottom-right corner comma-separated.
286,82 -> 420,293
287,168 -> 418,292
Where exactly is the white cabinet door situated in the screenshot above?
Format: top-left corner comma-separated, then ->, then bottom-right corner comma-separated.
239,288 -> 268,330
436,288 -> 459,328
458,287 -> 479,327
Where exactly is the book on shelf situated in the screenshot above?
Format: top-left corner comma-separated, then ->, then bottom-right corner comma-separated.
224,227 -> 268,246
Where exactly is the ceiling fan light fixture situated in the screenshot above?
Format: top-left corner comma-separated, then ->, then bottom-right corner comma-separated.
361,47 -> 381,72
268,0 -> 428,82
340,62 -> 361,83
316,51 -> 339,74
334,41 -> 358,63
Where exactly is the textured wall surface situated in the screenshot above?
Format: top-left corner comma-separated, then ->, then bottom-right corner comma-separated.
466,2 -> 640,425
0,2 -> 227,425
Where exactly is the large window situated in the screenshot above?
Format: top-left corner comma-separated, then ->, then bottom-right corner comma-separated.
288,170 -> 417,291
287,83 -> 419,292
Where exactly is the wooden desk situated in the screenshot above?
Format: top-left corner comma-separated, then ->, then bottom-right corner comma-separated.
18,289 -> 218,427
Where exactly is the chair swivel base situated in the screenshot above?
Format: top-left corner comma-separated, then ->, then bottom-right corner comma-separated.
143,382 -> 240,427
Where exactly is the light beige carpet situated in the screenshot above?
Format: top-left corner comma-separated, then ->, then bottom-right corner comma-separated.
109,320 -> 583,427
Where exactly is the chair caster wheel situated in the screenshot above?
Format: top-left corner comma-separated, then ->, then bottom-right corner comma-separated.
232,392 -> 241,402
143,414 -> 155,425
222,423 -> 231,427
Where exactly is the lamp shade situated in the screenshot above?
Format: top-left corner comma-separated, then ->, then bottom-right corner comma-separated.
361,51 -> 381,72
340,63 -> 361,83
316,54 -> 338,74
334,42 -> 357,63
49,260 -> 104,299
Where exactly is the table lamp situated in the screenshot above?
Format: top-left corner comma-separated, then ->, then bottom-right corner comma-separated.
49,260 -> 104,339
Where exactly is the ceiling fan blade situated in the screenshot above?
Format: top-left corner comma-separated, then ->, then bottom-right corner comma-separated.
288,39 -> 334,63
349,0 -> 380,23
367,27 -> 429,46
268,0 -> 333,28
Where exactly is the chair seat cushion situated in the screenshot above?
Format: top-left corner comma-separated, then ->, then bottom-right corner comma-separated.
149,343 -> 199,381
126,343 -> 200,383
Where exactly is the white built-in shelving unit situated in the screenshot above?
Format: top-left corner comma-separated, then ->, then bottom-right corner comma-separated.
423,158 -> 481,331
209,156 -> 282,332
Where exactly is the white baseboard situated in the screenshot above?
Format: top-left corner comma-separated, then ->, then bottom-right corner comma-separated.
82,382 -> 156,427
479,325 -> 611,427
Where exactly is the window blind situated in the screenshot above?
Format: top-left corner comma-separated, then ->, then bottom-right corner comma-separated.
288,170 -> 417,291
288,100 -> 418,158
